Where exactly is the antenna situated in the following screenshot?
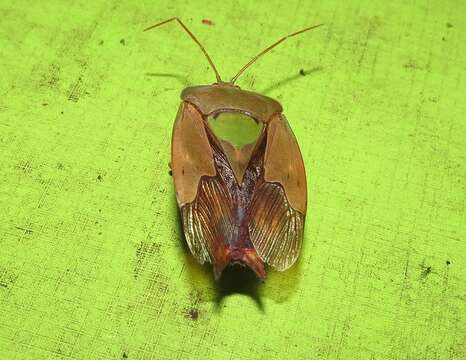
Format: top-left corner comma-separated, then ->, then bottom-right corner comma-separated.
144,17 -> 222,83
230,23 -> 323,84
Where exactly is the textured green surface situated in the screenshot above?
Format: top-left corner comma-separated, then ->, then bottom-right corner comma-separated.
1,1 -> 465,359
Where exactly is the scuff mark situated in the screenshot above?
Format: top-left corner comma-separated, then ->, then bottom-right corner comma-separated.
185,308 -> 199,321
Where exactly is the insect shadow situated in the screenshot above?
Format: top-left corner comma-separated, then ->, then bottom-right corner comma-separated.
146,66 -> 322,96
213,265 -> 264,311
145,72 -> 190,88
260,66 -> 323,95
174,202 -> 264,311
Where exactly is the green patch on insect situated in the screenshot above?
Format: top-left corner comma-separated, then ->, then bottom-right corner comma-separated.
208,113 -> 262,149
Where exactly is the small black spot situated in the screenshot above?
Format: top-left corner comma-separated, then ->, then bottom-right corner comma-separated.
168,170 -> 172,176
97,175 -> 103,181
120,38 -> 126,45
446,22 -> 453,28
122,352 -> 128,359
60,111 -> 64,114
99,40 -> 104,45
299,69 -> 306,76
442,36 -> 446,41
42,103 -> 48,106
446,260 -> 451,265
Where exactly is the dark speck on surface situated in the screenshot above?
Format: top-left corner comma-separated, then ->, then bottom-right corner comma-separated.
446,260 -> 451,265
97,175 -> 103,181
420,264 -> 432,278
120,38 -> 126,45
168,170 -> 172,176
446,22 -> 453,28
202,19 -> 215,26
122,352 -> 128,359
186,308 -> 199,321
299,69 -> 306,76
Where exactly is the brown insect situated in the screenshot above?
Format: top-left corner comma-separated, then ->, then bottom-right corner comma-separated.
144,18 -> 322,280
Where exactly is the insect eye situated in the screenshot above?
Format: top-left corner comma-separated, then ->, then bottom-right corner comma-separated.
207,112 -> 262,149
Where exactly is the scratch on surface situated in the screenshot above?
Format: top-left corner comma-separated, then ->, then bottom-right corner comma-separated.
403,59 -> 430,71
37,178 -> 52,208
419,262 -> 434,279
67,76 -> 86,102
15,226 -> 33,235
134,239 -> 161,279
420,265 -> 432,278
16,160 -> 34,174
37,63 -> 61,89
0,268 -> 18,288
404,257 -> 409,279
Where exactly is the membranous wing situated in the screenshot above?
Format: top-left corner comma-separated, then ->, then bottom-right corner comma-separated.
248,114 -> 307,271
180,176 -> 234,264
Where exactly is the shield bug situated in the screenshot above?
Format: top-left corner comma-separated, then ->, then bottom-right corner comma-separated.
144,18 -> 322,279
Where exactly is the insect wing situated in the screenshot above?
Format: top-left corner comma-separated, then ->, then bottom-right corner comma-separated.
171,102 -> 216,206
172,102 -> 233,265
180,176 -> 234,267
248,114 -> 307,271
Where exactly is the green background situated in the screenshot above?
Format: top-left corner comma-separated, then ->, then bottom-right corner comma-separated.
1,0 -> 465,359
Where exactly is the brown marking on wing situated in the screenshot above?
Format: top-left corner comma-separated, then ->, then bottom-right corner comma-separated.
248,181 -> 304,271
263,114 -> 307,214
171,102 -> 216,206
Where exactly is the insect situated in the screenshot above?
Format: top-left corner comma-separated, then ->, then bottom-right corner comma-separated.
144,18 -> 322,279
